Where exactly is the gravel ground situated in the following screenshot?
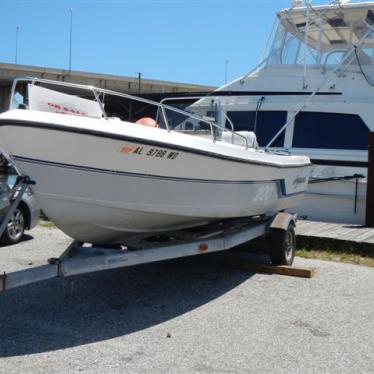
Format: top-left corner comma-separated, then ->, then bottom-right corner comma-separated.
0,226 -> 373,374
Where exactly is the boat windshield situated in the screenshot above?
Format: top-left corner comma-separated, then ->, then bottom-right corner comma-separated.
266,4 -> 374,74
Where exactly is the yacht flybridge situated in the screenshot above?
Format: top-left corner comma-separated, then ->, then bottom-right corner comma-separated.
190,0 -> 374,224
0,78 -> 310,245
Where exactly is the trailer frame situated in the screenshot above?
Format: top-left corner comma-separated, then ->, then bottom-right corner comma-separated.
0,210 -> 297,293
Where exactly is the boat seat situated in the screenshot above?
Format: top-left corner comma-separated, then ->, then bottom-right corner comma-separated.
220,131 -> 258,148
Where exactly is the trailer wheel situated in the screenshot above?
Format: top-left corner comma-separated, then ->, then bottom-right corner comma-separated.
269,223 -> 296,266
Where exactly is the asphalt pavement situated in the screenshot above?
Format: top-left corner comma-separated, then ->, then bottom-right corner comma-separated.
0,226 -> 373,374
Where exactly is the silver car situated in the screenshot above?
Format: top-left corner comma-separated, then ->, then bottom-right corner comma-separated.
0,174 -> 40,245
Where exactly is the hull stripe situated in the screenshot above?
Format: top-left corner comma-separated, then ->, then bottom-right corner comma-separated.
14,155 -> 305,197
14,155 -> 278,184
204,91 -> 343,97
311,159 -> 368,168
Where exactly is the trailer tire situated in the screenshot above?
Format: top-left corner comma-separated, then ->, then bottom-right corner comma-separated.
269,223 -> 296,266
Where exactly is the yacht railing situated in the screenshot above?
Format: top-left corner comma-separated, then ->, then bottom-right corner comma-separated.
321,49 -> 349,73
240,57 -> 270,83
9,77 -> 249,150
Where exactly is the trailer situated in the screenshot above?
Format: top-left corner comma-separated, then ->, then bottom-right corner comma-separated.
0,177 -> 298,293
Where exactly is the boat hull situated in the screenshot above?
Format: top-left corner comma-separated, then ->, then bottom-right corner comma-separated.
0,111 -> 311,244
16,157 -> 306,243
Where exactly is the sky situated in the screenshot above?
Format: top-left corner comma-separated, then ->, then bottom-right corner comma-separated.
0,0 -> 331,87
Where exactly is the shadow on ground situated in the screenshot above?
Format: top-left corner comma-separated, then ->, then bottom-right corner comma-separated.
0,253 -> 254,357
0,234 -> 34,248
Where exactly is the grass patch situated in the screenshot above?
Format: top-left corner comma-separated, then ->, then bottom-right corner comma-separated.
296,247 -> 374,268
38,219 -> 56,229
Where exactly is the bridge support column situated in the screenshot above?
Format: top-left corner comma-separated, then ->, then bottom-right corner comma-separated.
0,85 -> 11,113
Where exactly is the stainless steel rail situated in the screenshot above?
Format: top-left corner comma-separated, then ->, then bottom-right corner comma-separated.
9,78 -> 249,149
159,95 -> 248,148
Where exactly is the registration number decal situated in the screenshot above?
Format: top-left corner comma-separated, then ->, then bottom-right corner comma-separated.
120,145 -> 179,160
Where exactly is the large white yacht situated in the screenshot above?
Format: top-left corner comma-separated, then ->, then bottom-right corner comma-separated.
191,0 -> 374,224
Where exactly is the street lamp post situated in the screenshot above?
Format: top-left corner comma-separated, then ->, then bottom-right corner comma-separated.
225,60 -> 229,84
138,72 -> 142,93
69,8 -> 73,71
15,26 -> 19,64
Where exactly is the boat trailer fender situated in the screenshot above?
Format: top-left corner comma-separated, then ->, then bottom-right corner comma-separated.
269,212 -> 297,231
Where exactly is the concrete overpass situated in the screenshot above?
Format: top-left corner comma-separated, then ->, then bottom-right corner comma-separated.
0,62 -> 216,112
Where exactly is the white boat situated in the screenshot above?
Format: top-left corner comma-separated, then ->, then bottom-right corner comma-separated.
189,0 -> 374,224
0,78 -> 310,244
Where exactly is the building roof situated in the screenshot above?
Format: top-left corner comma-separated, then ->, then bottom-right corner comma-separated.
0,62 -> 216,94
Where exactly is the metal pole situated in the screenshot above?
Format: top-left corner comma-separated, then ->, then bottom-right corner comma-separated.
303,0 -> 311,88
225,60 -> 228,84
15,26 -> 19,64
365,132 -> 374,226
138,72 -> 142,93
69,8 -> 73,71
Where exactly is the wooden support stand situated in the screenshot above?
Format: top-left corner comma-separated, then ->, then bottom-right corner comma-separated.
229,258 -> 316,279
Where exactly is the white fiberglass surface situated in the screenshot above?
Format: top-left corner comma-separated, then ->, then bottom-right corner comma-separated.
12,83 -> 259,156
0,109 -> 310,168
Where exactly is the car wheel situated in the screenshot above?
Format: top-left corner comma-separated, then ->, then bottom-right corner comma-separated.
0,207 -> 26,245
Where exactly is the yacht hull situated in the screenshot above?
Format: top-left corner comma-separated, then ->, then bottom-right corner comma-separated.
295,177 -> 366,224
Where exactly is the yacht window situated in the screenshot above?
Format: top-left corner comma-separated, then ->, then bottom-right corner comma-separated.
366,10 -> 374,26
282,35 -> 302,65
292,112 -> 369,150
264,9 -> 374,75
328,18 -> 347,28
267,22 -> 319,66
226,111 -> 286,147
